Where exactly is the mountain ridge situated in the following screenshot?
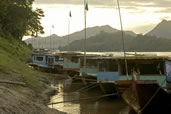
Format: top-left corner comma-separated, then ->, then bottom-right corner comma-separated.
146,20 -> 171,39
60,32 -> 171,52
24,25 -> 136,49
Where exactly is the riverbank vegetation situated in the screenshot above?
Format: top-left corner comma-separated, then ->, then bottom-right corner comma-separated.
0,0 -> 45,93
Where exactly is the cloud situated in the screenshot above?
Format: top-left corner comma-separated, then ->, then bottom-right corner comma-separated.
34,0 -> 171,8
34,0 -> 82,5
155,8 -> 171,14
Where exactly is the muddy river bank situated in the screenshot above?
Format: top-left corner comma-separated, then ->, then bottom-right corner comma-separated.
48,78 -> 131,114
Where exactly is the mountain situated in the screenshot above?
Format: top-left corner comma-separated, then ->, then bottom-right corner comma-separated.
146,20 -> 171,39
61,25 -> 136,43
24,25 -> 136,49
24,34 -> 63,49
60,32 -> 171,52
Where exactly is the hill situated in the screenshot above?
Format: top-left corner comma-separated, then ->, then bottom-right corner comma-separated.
146,20 -> 171,39
24,34 -> 63,49
24,25 -> 136,49
59,32 -> 171,52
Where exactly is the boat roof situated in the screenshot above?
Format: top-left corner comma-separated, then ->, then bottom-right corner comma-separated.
89,55 -> 170,61
31,51 -> 171,61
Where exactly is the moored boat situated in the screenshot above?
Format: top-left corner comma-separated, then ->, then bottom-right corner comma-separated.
29,51 -> 64,73
97,55 -> 170,95
122,80 -> 171,114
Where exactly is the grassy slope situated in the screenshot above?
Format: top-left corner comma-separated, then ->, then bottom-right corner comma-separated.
0,37 -> 43,92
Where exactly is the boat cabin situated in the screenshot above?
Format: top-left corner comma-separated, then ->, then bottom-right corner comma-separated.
62,52 -> 82,72
30,52 -> 64,72
31,53 -> 49,68
79,54 -> 100,76
97,57 -> 119,82
97,55 -> 170,87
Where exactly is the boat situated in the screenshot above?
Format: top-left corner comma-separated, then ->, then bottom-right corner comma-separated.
29,51 -> 64,73
61,51 -> 82,77
62,52 -> 101,83
122,80 -> 171,114
119,57 -> 171,114
96,55 -> 170,95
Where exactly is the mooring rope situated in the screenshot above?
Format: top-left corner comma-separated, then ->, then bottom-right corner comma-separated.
80,84 -> 98,93
138,77 -> 167,114
47,93 -> 118,105
75,83 -> 96,92
72,76 -> 97,82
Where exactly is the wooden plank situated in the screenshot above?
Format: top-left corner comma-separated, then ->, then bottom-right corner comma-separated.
0,80 -> 26,86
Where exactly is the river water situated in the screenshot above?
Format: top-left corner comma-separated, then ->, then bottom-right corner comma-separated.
48,79 -> 129,114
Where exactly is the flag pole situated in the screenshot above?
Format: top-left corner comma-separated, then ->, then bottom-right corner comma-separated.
52,25 -> 54,50
83,0 -> 88,72
68,11 -> 71,51
116,0 -> 129,79
50,28 -> 52,50
32,37 -> 34,49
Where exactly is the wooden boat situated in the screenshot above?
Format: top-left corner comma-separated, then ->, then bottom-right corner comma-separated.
62,52 -> 82,77
122,80 -> 171,114
97,55 -> 170,95
29,51 -> 64,73
63,53 -> 100,83
79,54 -> 100,84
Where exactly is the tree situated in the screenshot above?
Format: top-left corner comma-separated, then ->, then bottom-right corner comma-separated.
0,0 -> 44,40
25,8 -> 44,38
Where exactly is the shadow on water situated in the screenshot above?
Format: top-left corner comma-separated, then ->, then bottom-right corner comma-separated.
48,79 -> 130,114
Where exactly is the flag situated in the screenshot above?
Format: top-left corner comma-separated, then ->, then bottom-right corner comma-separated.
69,11 -> 72,17
85,2 -> 88,11
166,61 -> 171,82
52,25 -> 54,29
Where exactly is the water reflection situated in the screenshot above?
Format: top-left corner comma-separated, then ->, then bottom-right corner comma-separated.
49,79 -> 129,114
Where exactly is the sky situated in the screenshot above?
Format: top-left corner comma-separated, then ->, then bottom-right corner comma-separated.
32,0 -> 171,37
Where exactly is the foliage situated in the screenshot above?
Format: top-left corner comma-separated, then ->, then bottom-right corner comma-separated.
0,0 -> 44,40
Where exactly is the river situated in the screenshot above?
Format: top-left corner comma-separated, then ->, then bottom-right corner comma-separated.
48,79 -> 130,114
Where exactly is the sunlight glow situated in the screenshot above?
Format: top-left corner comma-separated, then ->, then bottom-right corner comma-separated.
32,4 -> 171,37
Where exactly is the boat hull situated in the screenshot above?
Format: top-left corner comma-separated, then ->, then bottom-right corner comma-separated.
122,80 -> 171,114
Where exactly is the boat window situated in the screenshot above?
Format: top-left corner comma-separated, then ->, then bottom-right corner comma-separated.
139,63 -> 164,75
71,57 -> 78,63
99,60 -> 118,72
80,58 -> 98,68
86,59 -> 98,68
59,57 -> 63,61
55,56 -> 63,61
36,56 -> 43,61
119,61 -> 164,75
46,56 -> 48,64
48,58 -> 54,64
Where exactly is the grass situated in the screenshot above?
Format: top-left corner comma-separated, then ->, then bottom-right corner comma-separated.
0,36 -> 44,92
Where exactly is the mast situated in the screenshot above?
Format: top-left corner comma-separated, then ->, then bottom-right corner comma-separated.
50,28 -> 51,50
83,0 -> 88,71
68,11 -> 72,51
35,32 -> 38,50
52,25 -> 54,50
32,37 -> 34,49
44,35 -> 46,49
116,0 -> 129,79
